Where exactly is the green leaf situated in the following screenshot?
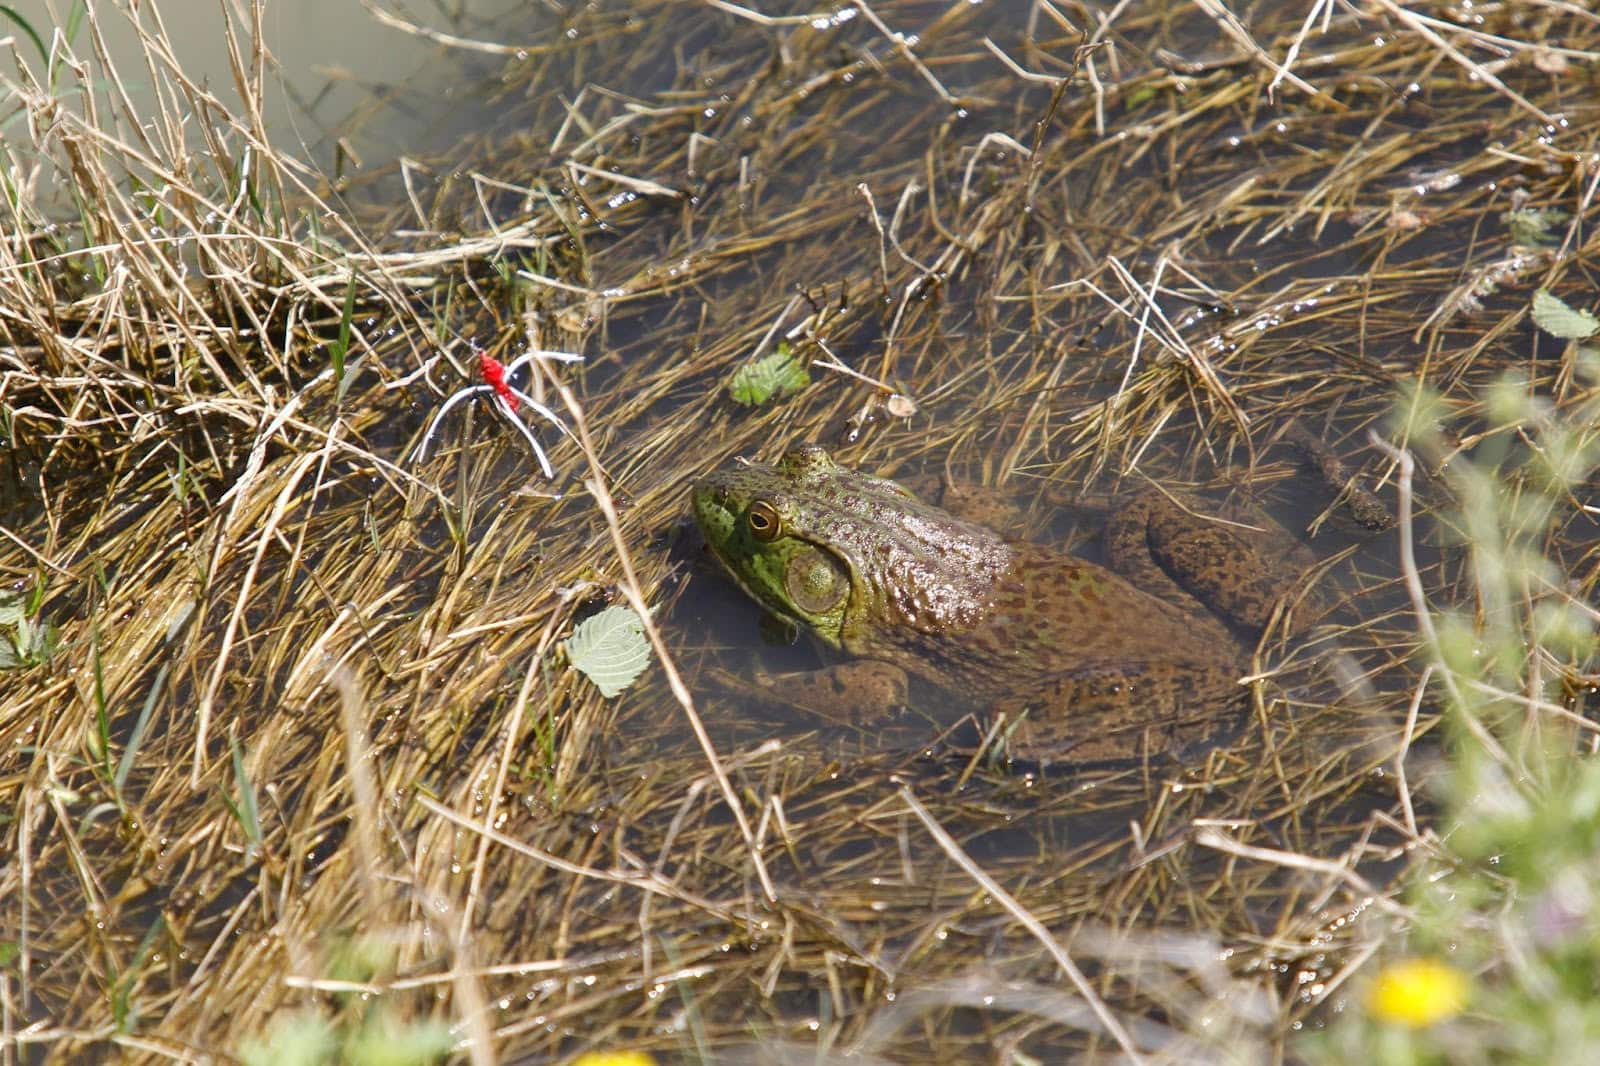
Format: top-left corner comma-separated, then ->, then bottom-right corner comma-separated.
330,271 -> 357,398
228,732 -> 262,851
239,1012 -> 338,1066
337,355 -> 365,404
728,343 -> 809,406
0,591 -> 55,669
1124,84 -> 1158,109
1506,206 -> 1568,247
0,7 -> 50,69
1532,289 -> 1599,340
117,664 -> 167,794
564,605 -> 653,698
345,1017 -> 453,1066
327,936 -> 394,985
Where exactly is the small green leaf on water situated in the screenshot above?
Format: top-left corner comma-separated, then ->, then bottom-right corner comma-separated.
728,342 -> 809,406
1532,289 -> 1599,340
1505,206 -> 1568,247
1124,85 -> 1157,109
0,591 -> 56,670
564,605 -> 652,698
346,1017 -> 454,1066
239,1012 -> 337,1066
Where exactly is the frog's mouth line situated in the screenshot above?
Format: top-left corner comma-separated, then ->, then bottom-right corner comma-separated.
702,538 -> 809,633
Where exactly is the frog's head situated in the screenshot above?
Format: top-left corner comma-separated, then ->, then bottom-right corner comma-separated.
692,444 -> 862,647
692,444 -> 1007,649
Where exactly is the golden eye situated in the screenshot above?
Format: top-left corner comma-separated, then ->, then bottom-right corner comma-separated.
747,501 -> 781,542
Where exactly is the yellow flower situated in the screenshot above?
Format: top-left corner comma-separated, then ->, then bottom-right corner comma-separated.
572,1053 -> 657,1066
1367,958 -> 1470,1028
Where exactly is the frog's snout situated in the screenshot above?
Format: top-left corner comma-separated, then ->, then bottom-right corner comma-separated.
691,481 -> 724,513
690,480 -> 736,540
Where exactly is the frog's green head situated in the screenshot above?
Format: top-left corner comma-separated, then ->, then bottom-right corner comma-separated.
692,445 -> 863,646
692,444 -> 1008,649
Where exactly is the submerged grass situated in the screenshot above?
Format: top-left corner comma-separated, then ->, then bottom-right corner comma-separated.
1,0 -> 1599,1061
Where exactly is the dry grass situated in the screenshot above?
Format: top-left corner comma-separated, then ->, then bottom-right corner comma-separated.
2,0 -> 1599,1061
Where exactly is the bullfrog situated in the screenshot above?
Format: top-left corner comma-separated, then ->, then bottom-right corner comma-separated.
691,444 -> 1330,764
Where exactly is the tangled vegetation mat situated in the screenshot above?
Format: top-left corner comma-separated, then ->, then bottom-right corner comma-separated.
2,0 -> 1598,1061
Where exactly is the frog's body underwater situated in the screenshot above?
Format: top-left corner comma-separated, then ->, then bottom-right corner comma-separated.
692,444 -> 1320,764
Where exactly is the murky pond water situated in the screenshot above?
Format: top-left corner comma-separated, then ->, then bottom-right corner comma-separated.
3,0 -> 522,190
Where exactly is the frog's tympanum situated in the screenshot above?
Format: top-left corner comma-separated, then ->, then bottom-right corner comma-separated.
692,444 -> 1317,764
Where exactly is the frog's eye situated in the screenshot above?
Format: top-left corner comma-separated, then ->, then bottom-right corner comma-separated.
747,501 -> 782,542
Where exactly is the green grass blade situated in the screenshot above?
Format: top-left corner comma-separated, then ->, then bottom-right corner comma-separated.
331,270 -> 357,398
0,6 -> 49,68
115,664 -> 167,796
228,731 -> 262,853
